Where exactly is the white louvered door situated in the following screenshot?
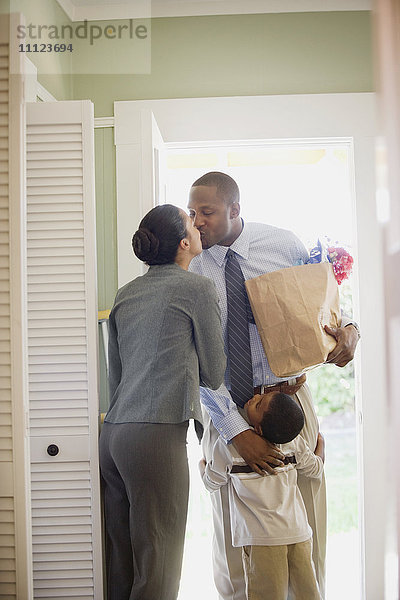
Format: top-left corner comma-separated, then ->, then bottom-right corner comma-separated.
26,101 -> 102,599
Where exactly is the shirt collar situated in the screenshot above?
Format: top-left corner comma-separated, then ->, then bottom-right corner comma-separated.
207,220 -> 250,267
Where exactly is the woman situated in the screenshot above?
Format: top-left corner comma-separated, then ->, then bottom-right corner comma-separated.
99,204 -> 226,600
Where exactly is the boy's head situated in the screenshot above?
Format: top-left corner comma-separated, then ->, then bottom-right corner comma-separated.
245,391 -> 305,444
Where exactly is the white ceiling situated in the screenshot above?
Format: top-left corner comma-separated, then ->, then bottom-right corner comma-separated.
56,0 -> 372,22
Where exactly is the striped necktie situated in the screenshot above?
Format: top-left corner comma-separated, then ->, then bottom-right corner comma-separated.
225,249 -> 254,408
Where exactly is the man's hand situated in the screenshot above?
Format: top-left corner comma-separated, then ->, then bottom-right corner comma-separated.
325,324 -> 359,367
280,374 -> 306,396
232,429 -> 284,476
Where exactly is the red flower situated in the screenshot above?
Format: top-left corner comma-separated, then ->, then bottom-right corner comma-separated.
327,247 -> 353,285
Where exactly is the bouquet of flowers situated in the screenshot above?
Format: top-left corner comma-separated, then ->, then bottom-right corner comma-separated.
307,239 -> 353,285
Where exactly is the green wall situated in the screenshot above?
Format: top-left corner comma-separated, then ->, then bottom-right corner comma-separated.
94,127 -> 116,412
95,127 -> 117,311
86,9 -> 373,323
2,3 -> 374,411
72,11 -> 373,116
1,6 -> 374,112
4,0 -> 74,99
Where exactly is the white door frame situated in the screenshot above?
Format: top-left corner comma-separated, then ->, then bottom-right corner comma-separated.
6,12 -> 34,598
114,92 -> 384,599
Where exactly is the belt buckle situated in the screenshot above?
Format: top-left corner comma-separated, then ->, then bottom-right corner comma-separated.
260,384 -> 277,394
260,377 -> 300,395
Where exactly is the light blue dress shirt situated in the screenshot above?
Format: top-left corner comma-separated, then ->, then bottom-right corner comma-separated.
190,221 -> 351,443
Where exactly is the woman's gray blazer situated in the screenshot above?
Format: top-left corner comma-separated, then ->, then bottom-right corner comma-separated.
105,262 -> 226,424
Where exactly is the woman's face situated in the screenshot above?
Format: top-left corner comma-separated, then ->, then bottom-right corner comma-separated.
181,210 -> 203,257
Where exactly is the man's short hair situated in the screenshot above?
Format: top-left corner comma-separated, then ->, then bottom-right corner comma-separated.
260,392 -> 305,444
191,171 -> 240,205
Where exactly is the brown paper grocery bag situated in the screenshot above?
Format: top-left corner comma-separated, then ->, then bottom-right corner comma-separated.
245,262 -> 341,377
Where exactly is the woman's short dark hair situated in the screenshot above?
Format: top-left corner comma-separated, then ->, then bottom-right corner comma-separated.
260,392 -> 305,444
132,204 -> 187,265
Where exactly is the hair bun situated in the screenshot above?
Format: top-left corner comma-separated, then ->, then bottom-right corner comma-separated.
132,227 -> 160,262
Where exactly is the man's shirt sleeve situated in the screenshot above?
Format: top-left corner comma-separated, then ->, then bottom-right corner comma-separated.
200,384 -> 251,443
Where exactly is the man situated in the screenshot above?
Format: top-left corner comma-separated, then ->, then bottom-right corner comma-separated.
188,172 -> 359,600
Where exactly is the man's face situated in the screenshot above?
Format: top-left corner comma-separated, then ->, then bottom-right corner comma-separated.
188,185 -> 239,249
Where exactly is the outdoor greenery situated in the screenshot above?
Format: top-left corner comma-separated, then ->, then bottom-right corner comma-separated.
308,362 -> 355,417
306,277 -> 359,537
324,430 -> 358,534
307,277 -> 356,417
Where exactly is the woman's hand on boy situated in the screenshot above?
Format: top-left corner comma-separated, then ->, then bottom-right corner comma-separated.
198,457 -> 206,478
315,432 -> 325,463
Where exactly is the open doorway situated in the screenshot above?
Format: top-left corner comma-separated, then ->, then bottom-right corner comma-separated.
114,93 -> 383,597
165,141 -> 361,600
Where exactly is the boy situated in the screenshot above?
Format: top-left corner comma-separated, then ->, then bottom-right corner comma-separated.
199,391 -> 325,600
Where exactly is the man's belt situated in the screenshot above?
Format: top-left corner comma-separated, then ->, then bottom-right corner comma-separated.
253,375 -> 305,396
231,455 -> 297,474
